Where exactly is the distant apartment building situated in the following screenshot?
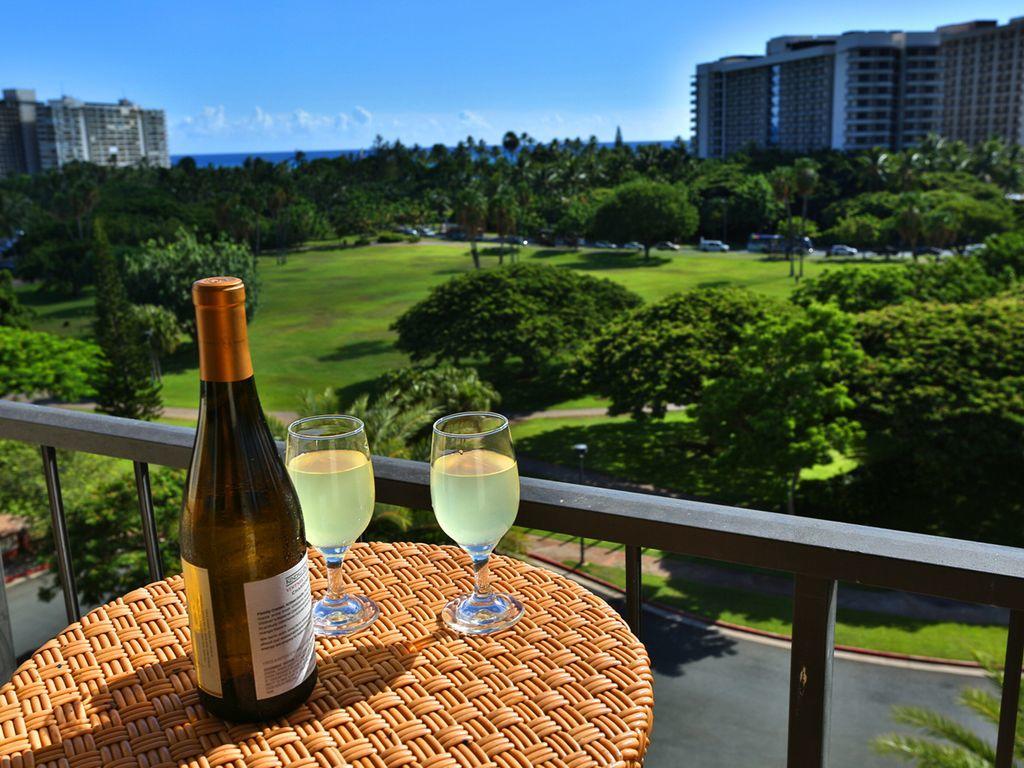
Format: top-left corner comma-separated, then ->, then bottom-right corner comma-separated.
693,31 -> 942,158
939,18 -> 1024,146
0,89 -> 169,177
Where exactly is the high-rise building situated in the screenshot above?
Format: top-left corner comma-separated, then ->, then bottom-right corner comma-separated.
939,18 -> 1024,146
0,89 -> 169,177
0,89 -> 42,177
693,31 -> 942,159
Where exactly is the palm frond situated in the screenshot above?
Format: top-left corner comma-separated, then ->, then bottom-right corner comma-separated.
890,706 -> 996,763
958,687 -> 1001,728
874,734 -> 993,768
297,387 -> 339,418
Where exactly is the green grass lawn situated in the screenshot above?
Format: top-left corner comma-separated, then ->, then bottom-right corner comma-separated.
575,560 -> 1006,662
17,242 -> 853,412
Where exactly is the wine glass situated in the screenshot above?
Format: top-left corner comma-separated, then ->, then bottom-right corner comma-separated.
430,411 -> 524,635
286,415 -> 379,636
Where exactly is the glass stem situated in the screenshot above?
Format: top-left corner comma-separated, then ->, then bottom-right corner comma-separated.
324,546 -> 349,602
471,554 -> 492,602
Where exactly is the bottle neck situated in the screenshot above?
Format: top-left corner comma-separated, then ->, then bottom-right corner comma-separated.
195,302 -> 253,382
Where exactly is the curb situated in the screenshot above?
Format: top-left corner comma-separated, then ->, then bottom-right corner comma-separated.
4,564 -> 48,586
527,551 -> 982,670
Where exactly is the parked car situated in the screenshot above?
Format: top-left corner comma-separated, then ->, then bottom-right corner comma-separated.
419,227 -> 437,237
964,243 -> 986,255
699,239 -> 730,252
914,245 -> 943,257
502,236 -> 529,247
829,244 -> 858,257
656,241 -> 681,251
623,241 -> 643,251
876,245 -> 900,257
398,226 -> 420,236
593,241 -> 616,250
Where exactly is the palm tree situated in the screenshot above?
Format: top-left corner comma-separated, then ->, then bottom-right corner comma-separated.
489,188 -> 518,265
502,131 -> 520,156
857,148 -> 893,191
454,187 -> 488,268
874,654 -> 1021,766
897,194 -> 926,261
793,159 -> 819,280
768,167 -> 796,275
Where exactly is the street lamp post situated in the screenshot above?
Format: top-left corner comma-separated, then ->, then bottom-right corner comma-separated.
573,443 -> 588,565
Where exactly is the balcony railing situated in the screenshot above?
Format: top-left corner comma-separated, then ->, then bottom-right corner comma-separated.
2,400 -> 1024,768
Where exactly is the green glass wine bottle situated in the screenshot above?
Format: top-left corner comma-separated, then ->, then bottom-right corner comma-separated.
180,276 -> 316,721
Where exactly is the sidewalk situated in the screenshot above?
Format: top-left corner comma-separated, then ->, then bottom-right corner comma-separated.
525,533 -> 1007,626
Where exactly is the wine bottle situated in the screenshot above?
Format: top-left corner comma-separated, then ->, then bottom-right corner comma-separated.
180,276 -> 316,721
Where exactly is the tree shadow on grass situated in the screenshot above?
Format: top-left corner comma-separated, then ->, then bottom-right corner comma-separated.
483,363 -> 582,413
160,341 -> 199,377
696,280 -> 732,290
516,419 -> 768,505
558,250 -> 670,270
531,248 -> 576,259
317,339 -> 392,362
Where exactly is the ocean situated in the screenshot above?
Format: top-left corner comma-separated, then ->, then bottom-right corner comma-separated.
171,140 -> 682,168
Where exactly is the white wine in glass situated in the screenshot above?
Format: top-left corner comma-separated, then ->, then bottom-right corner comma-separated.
286,415 -> 379,636
431,412 -> 524,635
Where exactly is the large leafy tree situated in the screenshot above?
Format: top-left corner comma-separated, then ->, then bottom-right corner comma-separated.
392,263 -> 641,374
578,288 -> 778,417
93,222 -> 162,420
792,258 -> 1007,313
590,179 -> 698,259
30,460 -> 185,605
0,327 -> 100,399
976,231 -> 1024,279
123,227 -> 259,338
843,295 -> 1024,545
0,270 -> 32,328
823,214 -> 886,251
696,304 -> 864,515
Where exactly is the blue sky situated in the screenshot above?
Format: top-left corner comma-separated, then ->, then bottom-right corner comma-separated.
3,0 -> 1022,155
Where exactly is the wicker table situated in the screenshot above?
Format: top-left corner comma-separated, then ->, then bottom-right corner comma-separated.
0,542 -> 654,768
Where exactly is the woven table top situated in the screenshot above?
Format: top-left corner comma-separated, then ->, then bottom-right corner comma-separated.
1,542 -> 654,768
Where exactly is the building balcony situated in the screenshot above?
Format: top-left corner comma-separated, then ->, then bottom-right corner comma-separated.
1,402 -> 1023,768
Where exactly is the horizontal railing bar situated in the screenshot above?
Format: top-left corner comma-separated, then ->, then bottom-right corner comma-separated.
4,401 -> 1024,610
0,401 -> 194,468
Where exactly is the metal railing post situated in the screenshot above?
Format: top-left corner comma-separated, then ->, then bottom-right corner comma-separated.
625,544 -> 643,638
787,575 -> 837,768
40,446 -> 80,623
995,609 -> 1024,768
133,461 -> 163,582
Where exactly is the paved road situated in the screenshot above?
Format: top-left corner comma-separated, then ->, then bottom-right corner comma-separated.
5,573 -> 993,767
580,581 -> 994,768
7,573 -> 79,661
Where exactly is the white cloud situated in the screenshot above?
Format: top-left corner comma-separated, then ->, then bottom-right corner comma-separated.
172,104 -> 376,144
352,105 -> 372,125
458,109 -> 491,130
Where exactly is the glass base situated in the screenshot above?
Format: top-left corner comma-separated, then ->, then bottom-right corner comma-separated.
442,591 -> 524,635
312,593 -> 379,636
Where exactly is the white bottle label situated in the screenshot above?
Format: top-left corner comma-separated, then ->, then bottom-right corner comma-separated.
181,558 -> 223,696
243,555 -> 316,700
